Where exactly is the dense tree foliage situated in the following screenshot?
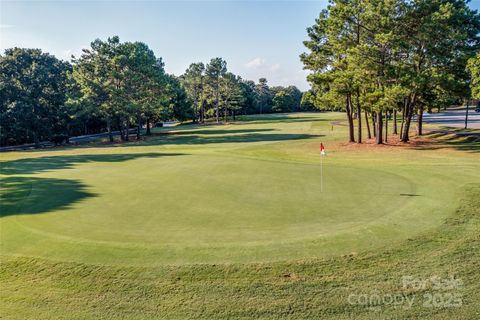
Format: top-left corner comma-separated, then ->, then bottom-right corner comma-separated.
272,86 -> 302,113
468,53 -> 480,99
205,58 -> 227,123
1,37 -> 304,147
302,0 -> 480,143
180,63 -> 305,124
181,62 -> 206,123
71,36 -> 170,142
0,48 -> 70,146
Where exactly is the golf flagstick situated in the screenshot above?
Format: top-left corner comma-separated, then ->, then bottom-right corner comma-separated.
321,152 -> 323,192
320,143 -> 326,192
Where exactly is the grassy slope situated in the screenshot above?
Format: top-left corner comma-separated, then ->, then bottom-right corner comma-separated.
1,112 -> 479,318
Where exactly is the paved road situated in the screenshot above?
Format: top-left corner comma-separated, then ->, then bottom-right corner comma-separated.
422,108 -> 480,129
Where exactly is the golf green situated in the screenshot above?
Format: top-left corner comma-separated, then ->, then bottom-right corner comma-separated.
1,113 -> 478,265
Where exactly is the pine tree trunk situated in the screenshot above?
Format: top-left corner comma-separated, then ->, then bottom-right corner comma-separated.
372,113 -> 377,138
193,98 -> 198,124
33,132 -> 40,148
356,90 -> 362,143
146,118 -> 151,135
107,117 -> 113,142
417,105 -> 424,136
119,119 -> 125,141
400,105 -> 406,138
376,110 -> 383,144
125,119 -> 129,141
346,95 -> 355,143
365,110 -> 372,139
66,124 -> 71,144
402,111 -> 412,142
136,111 -> 141,140
402,93 -> 416,143
215,81 -> 219,123
224,102 -> 227,123
393,110 -> 398,135
384,111 -> 388,143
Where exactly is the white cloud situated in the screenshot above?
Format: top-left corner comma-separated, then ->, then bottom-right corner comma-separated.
245,57 -> 265,69
240,58 -> 309,91
60,45 -> 88,61
270,63 -> 280,72
244,57 -> 281,73
62,49 -> 74,59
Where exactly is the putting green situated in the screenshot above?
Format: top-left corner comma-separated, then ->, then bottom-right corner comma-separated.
1,113 -> 478,265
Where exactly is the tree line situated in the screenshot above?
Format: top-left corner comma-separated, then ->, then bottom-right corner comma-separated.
181,62 -> 308,124
0,37 -> 310,147
301,0 -> 480,143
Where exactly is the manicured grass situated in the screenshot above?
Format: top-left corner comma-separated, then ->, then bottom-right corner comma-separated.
1,112 -> 479,318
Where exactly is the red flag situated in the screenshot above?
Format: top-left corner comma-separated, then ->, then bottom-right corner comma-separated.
320,143 -> 326,155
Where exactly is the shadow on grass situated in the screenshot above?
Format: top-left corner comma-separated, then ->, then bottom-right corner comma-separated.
0,176 -> 95,217
157,128 -> 275,135
419,132 -> 480,153
0,152 -> 184,175
143,132 -> 323,146
235,114 -> 330,124
6,117 -> 325,152
132,124 -> 323,147
160,133 -> 319,145
71,126 -> 323,150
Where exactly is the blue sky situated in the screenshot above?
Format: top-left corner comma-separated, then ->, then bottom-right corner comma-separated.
1,1 -> 479,91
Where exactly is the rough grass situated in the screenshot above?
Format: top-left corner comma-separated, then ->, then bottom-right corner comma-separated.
1,112 -> 479,318
1,184 -> 478,319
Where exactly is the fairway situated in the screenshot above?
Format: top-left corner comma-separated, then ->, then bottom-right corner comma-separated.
1,113 -> 478,265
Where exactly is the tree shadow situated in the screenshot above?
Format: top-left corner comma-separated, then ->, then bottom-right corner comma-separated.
4,118 -> 325,152
423,117 -> 480,126
416,132 -> 480,153
0,152 -> 184,175
141,132 -> 323,147
235,114 -> 330,124
153,128 -> 275,136
67,125 -> 323,149
0,176 -> 95,217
